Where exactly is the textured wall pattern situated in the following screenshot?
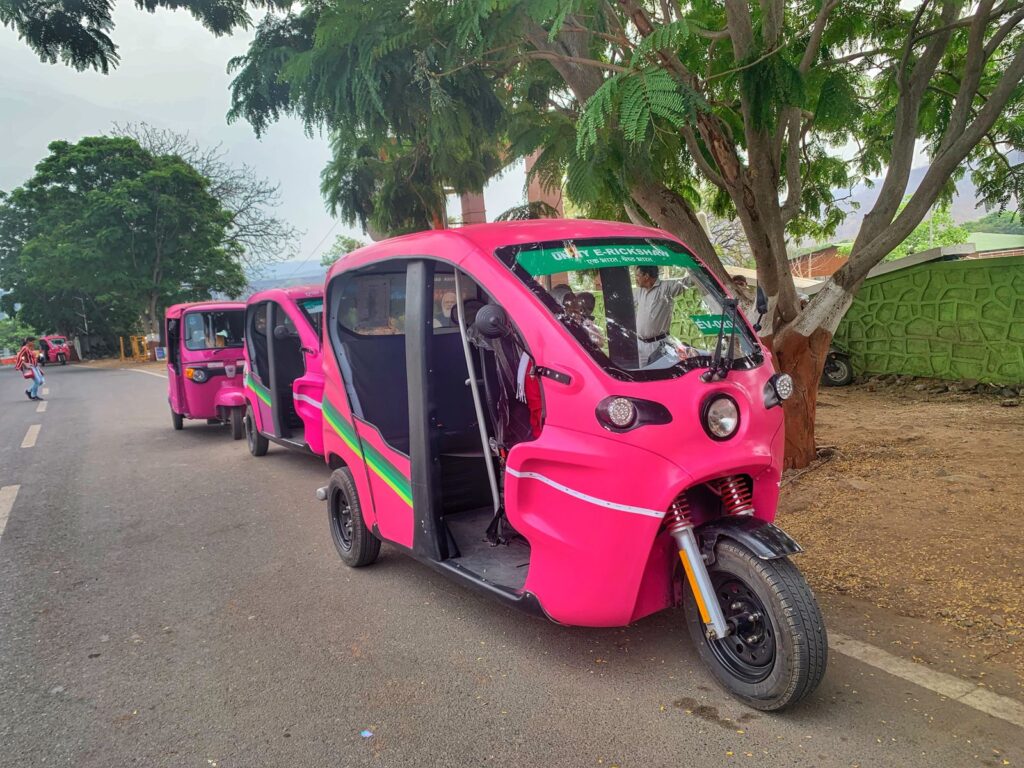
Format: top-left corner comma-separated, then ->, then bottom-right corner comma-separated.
833,256 -> 1024,385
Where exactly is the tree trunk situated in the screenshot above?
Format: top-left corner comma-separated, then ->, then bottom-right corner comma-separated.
628,177 -> 731,286
147,294 -> 160,337
768,326 -> 833,469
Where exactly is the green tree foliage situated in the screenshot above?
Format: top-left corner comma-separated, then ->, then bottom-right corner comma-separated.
320,235 -> 366,268
0,315 -> 38,352
885,204 -> 970,261
965,211 -> 1024,234
0,137 -> 247,339
227,0 -> 506,237
0,0 -> 287,73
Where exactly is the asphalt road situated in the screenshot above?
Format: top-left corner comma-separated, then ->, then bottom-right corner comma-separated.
1,364 -> 1021,767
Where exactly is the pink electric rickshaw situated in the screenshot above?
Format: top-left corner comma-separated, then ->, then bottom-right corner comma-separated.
164,301 -> 247,438
317,220 -> 826,710
37,335 -> 70,365
242,286 -> 325,458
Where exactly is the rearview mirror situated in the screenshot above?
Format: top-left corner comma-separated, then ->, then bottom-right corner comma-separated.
473,304 -> 511,339
755,286 -> 768,316
273,324 -> 293,340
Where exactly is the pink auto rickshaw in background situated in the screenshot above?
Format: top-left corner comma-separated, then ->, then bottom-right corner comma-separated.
164,301 -> 247,438
242,286 -> 325,458
37,335 -> 70,365
315,220 -> 826,711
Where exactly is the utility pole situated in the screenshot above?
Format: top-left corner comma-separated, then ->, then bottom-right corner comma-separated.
74,296 -> 89,335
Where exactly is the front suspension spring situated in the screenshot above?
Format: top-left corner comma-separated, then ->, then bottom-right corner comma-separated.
718,474 -> 754,516
665,494 -> 693,534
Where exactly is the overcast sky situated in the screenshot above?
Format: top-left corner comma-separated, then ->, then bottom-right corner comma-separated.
0,5 -> 527,269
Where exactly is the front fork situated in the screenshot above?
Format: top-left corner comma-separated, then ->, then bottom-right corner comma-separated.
667,494 -> 733,640
672,526 -> 731,639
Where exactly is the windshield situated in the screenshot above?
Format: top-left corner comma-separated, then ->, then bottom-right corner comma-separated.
298,297 -> 324,338
498,238 -> 761,381
183,310 -> 244,351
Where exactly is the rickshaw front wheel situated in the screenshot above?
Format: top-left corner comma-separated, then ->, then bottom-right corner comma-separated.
684,539 -> 827,711
171,409 -> 183,431
244,406 -> 268,456
328,467 -> 380,567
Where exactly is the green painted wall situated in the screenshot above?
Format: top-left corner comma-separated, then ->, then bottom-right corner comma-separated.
833,255 -> 1024,385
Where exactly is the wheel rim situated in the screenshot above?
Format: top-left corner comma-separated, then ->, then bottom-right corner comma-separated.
825,360 -> 849,383
331,487 -> 354,552
707,573 -> 776,684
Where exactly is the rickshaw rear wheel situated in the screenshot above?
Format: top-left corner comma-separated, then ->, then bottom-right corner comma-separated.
244,406 -> 268,456
328,467 -> 380,567
230,406 -> 244,440
684,539 -> 827,711
171,409 -> 183,431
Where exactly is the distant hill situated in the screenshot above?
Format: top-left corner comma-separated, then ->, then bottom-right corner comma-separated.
831,166 -> 986,241
242,259 -> 326,297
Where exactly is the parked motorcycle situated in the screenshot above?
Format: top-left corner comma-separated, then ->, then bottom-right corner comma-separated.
821,347 -> 853,387
750,289 -> 853,387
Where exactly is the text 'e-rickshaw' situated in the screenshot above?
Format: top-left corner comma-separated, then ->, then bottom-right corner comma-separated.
243,286 -> 326,458
164,301 -> 247,438
316,220 -> 826,710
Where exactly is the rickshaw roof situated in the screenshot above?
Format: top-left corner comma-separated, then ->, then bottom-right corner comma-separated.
41,334 -> 66,340
165,300 -> 245,319
326,220 -> 688,280
246,284 -> 323,305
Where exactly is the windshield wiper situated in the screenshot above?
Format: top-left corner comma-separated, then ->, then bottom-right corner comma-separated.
703,298 -> 738,382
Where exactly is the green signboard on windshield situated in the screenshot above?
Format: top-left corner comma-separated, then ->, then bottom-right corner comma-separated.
517,242 -> 697,276
690,314 -> 735,335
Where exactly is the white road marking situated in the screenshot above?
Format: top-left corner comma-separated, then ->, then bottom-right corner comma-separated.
41,387 -> 49,395
21,424 -> 40,449
36,400 -> 47,413
129,368 -> 167,379
0,485 -> 19,542
830,631 -> 1024,729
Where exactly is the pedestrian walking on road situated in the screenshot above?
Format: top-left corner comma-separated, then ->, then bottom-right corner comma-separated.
14,337 -> 45,401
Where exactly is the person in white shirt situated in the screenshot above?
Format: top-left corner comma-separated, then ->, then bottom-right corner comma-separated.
634,265 -> 690,364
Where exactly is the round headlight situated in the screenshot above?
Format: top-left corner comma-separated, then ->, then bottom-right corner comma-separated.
772,373 -> 794,401
703,395 -> 739,440
191,367 -> 208,383
605,397 -> 637,428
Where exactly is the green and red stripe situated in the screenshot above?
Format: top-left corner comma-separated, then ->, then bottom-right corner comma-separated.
323,399 -> 413,507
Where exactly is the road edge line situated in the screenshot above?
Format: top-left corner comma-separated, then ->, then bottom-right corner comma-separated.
830,631 -> 1024,729
129,368 -> 167,379
0,485 -> 19,541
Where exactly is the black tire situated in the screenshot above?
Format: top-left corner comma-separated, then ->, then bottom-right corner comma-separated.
58,354 -> 67,365
171,409 -> 184,431
684,540 -> 827,711
244,406 -> 268,457
821,354 -> 853,387
230,406 -> 244,440
328,467 -> 380,567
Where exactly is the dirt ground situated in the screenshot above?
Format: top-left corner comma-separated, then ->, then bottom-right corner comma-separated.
780,383 -> 1024,685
